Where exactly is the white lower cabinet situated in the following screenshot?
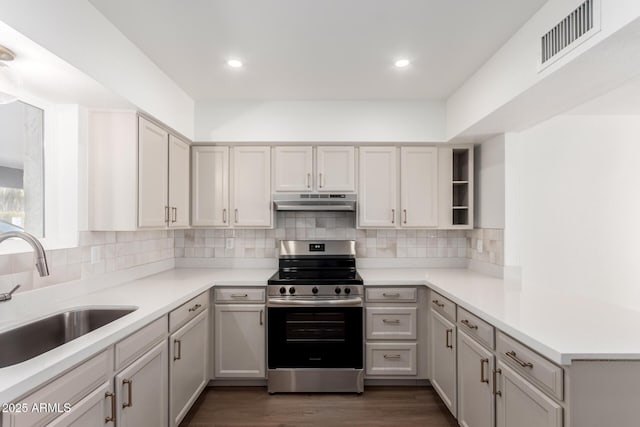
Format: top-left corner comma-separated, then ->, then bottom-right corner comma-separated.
430,309 -> 457,416
46,381 -> 113,427
496,361 -> 563,427
170,309 -> 210,426
457,330 -> 495,427
214,303 -> 266,378
115,341 -> 168,427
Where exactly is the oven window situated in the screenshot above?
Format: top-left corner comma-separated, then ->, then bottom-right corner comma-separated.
285,312 -> 346,342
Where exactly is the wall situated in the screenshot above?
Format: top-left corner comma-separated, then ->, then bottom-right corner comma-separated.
194,100 -> 446,142
0,230 -> 174,294
0,0 -> 194,138
505,114 -> 640,310
474,135 -> 505,229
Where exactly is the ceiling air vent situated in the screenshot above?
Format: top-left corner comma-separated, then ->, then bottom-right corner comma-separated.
540,0 -> 600,69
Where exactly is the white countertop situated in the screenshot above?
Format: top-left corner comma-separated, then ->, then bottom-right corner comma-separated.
3,265 -> 640,403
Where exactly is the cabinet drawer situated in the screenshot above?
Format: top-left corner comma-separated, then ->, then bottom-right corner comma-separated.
430,291 -> 456,322
170,291 -> 209,332
9,349 -> 112,427
457,307 -> 494,349
366,307 -> 417,340
496,331 -> 564,401
215,288 -> 265,303
366,343 -> 417,376
366,287 -> 417,302
115,315 -> 167,371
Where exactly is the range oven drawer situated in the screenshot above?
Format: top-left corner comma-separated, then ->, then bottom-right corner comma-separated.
268,306 -> 363,369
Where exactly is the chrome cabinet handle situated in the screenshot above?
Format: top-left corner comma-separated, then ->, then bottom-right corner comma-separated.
319,173 -> 323,188
231,293 -> 248,298
174,339 -> 182,361
234,208 -> 239,223
493,369 -> 502,396
164,206 -> 170,223
480,358 -> 489,383
260,309 -> 264,325
105,391 -> 116,423
383,354 -> 401,359
223,208 -> 227,223
307,173 -> 311,188
505,351 -> 533,368
171,207 -> 177,223
188,303 -> 202,312
383,292 -> 400,298
432,299 -> 445,308
461,319 -> 478,330
403,209 -> 407,224
445,328 -> 453,349
392,209 -> 395,224
122,379 -> 132,408
382,319 -> 400,324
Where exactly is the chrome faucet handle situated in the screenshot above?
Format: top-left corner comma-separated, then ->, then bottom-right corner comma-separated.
0,285 -> 20,302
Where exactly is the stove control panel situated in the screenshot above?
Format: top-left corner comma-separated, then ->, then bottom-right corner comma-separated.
268,284 -> 363,297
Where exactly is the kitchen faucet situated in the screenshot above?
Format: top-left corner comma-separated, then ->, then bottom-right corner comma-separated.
0,231 -> 50,302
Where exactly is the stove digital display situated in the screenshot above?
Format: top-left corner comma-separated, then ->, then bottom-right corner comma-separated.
309,243 -> 325,252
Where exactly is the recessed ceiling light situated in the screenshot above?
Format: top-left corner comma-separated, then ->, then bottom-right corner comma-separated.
227,59 -> 243,68
394,59 -> 410,68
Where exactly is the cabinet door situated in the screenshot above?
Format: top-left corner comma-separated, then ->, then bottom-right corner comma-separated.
496,361 -> 563,427
231,146 -> 272,227
274,146 -> 313,192
116,341 -> 168,427
317,146 -> 355,192
458,330 -> 494,427
138,117 -> 169,228
192,146 -> 229,226
214,304 -> 266,378
170,310 -> 209,427
430,309 -> 457,417
400,146 -> 438,227
168,135 -> 190,227
358,147 -> 397,227
46,381 -> 112,427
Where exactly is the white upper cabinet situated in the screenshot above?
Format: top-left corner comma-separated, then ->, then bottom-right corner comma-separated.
273,145 -> 355,193
168,135 -> 190,228
192,146 -> 229,227
400,146 -> 438,227
231,146 -> 272,227
316,146 -> 356,192
358,147 -> 397,228
138,117 -> 169,228
273,146 -> 313,192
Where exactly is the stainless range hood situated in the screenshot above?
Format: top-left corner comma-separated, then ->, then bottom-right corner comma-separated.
273,194 -> 357,212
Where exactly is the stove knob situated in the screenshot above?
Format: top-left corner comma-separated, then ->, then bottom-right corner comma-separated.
279,287 -> 286,295
344,287 -> 351,295
289,287 -> 296,295
335,287 -> 342,295
312,287 -> 319,294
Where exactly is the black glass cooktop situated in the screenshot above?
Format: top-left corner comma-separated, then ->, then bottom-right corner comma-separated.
268,270 -> 363,285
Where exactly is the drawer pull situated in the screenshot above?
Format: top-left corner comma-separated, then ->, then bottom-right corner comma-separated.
461,319 -> 478,330
383,354 -> 401,360
171,207 -> 177,223
122,379 -> 133,408
493,369 -> 502,396
383,292 -> 400,298
505,351 -> 533,368
174,339 -> 182,361
307,173 -> 311,188
445,328 -> 453,349
480,358 -> 489,383
391,209 -> 395,224
403,209 -> 407,224
188,303 -> 202,312
235,208 -> 239,223
223,208 -> 227,223
164,206 -> 170,223
432,299 -> 445,308
382,319 -> 401,324
105,391 -> 116,423
231,293 -> 248,298
260,309 -> 264,326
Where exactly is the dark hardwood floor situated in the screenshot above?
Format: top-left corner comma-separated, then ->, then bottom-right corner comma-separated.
180,386 -> 458,427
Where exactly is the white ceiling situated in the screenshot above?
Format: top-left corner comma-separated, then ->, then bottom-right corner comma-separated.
89,0 -> 547,101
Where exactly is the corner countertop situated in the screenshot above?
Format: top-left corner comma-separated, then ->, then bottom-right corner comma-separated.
360,268 -> 640,365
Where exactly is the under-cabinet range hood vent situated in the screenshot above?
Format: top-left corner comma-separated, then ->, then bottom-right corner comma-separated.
273,194 -> 357,212
540,0 -> 600,69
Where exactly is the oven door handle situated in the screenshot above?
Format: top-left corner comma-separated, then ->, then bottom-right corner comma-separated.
268,297 -> 363,306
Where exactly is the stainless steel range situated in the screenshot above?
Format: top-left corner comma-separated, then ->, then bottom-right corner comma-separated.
267,240 -> 364,394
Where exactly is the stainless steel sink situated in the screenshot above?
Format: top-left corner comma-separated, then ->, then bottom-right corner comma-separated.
0,307 -> 136,368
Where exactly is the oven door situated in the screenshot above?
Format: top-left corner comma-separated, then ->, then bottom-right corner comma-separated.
268,306 -> 363,369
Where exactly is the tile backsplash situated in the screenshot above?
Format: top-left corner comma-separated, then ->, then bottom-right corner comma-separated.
467,228 -> 504,266
0,230 -> 174,294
